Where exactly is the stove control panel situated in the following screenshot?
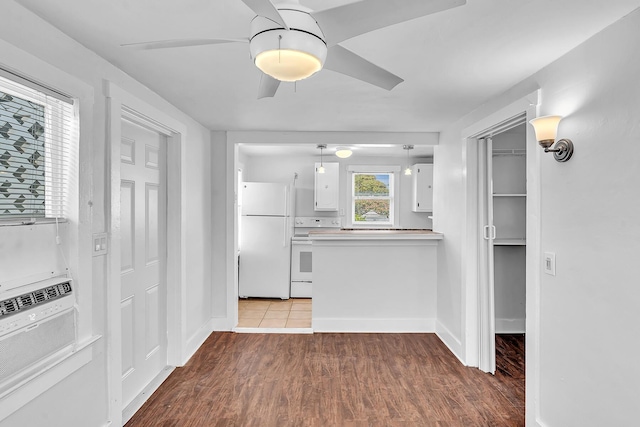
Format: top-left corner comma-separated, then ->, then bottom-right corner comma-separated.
294,217 -> 342,228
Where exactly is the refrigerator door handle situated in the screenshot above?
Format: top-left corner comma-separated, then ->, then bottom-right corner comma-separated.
283,219 -> 287,247
284,186 -> 289,247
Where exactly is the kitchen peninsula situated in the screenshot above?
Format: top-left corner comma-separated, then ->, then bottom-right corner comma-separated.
309,229 -> 443,332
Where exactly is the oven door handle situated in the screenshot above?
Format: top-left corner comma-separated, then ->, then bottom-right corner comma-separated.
291,239 -> 313,245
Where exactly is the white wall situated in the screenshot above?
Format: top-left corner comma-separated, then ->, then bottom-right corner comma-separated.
435,8 -> 640,426
242,153 -> 434,229
0,2 -> 213,425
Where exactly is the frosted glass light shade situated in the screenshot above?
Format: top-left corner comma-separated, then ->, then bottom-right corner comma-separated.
317,165 -> 325,174
335,148 -> 352,158
255,49 -> 322,82
404,167 -> 412,176
529,115 -> 562,143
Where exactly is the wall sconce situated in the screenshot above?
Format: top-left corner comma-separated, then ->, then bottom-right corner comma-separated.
529,115 -> 574,162
317,144 -> 326,174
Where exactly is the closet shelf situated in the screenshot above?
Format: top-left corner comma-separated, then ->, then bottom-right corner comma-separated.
494,238 -> 526,246
493,193 -> 526,197
492,148 -> 527,157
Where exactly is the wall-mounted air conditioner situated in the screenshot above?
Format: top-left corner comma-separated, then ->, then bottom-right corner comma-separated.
0,277 -> 76,390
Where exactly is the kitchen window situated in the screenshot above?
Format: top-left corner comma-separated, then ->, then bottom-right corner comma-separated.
0,73 -> 75,222
348,165 -> 400,227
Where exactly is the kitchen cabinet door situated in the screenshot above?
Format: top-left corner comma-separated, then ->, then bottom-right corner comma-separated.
315,162 -> 339,211
411,163 -> 433,212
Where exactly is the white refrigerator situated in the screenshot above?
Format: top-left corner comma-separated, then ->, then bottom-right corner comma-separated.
239,182 -> 292,299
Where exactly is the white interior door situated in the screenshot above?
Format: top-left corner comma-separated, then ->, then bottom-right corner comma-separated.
120,119 -> 168,408
478,137 -> 496,374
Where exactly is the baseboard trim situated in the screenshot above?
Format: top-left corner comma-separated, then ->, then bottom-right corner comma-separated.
312,318 -> 435,333
183,319 -> 216,366
122,365 -> 174,425
496,318 -> 525,334
233,327 -> 313,334
435,320 -> 466,365
210,317 -> 231,332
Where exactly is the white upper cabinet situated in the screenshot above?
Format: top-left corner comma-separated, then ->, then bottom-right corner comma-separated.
411,163 -> 433,212
315,162 -> 339,211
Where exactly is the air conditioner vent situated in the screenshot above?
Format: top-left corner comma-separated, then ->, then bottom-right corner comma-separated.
0,280 -> 73,318
19,294 -> 34,307
33,290 -> 47,303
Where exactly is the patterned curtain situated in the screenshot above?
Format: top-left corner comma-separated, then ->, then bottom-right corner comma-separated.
0,90 -> 46,217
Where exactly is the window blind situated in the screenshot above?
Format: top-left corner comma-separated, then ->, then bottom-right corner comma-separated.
0,74 -> 75,220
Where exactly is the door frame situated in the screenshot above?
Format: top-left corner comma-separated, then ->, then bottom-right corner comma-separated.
105,82 -> 187,427
461,90 -> 541,409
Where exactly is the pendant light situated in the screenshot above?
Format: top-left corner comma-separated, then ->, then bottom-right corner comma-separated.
403,145 -> 414,175
317,144 -> 326,174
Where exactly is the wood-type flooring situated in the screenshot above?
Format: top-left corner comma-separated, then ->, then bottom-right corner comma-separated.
126,333 -> 525,427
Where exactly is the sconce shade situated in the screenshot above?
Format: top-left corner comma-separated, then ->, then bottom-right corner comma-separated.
529,115 -> 562,147
335,147 -> 353,158
529,115 -> 574,162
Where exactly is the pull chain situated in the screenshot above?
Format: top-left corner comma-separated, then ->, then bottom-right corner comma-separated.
278,35 -> 282,63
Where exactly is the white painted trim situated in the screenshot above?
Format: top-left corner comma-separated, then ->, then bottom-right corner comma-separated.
435,320 -> 465,365
460,90 -> 542,422
227,140 -> 239,334
183,319 -> 215,364
495,319 -> 526,334
526,100 -> 543,427
227,131 -> 439,146
105,82 -> 188,427
312,318 -> 436,333
210,317 -> 232,332
122,365 -> 175,425
461,135 -> 479,367
233,328 -> 314,334
0,335 -> 99,421
462,92 -> 539,139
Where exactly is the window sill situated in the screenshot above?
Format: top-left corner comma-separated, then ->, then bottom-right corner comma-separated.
0,218 -> 67,227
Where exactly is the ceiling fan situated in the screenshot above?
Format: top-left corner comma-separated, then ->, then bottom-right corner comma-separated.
123,0 -> 466,98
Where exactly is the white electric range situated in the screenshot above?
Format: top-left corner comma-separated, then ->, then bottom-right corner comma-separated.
290,217 -> 341,298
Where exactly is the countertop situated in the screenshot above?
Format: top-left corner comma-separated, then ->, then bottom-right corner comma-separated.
308,229 -> 444,241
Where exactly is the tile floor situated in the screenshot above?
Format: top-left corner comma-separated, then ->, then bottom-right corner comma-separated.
237,298 -> 312,328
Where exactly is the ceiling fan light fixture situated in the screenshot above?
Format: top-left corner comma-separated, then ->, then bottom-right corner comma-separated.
255,49 -> 323,82
250,5 -> 327,83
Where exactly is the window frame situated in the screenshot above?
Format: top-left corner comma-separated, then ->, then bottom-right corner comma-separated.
0,74 -> 75,224
347,165 -> 400,228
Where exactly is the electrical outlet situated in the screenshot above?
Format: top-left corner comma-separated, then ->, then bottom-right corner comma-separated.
544,252 -> 556,276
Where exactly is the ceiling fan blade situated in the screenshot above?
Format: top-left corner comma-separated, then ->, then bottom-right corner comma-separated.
121,38 -> 247,50
311,0 -> 466,46
323,45 -> 403,91
241,0 -> 289,30
258,73 -> 281,99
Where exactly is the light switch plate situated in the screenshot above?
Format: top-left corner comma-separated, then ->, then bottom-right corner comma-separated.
93,233 -> 108,257
544,252 -> 556,276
